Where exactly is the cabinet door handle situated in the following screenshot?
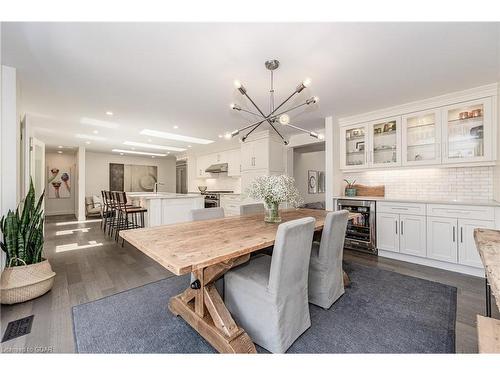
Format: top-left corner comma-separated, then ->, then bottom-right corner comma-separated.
453,226 -> 456,242
400,220 -> 404,235
395,220 -> 398,234
460,227 -> 463,243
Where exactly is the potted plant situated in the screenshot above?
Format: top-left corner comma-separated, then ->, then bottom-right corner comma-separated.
0,180 -> 55,304
344,179 -> 357,197
246,175 -> 303,223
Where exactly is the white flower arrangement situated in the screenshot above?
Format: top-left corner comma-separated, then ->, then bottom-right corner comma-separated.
246,174 -> 303,207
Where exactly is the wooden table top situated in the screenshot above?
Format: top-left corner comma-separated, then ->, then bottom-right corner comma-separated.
477,315 -> 500,353
120,208 -> 357,276
474,228 -> 500,312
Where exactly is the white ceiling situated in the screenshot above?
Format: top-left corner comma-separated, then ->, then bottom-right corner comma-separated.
2,22 -> 499,157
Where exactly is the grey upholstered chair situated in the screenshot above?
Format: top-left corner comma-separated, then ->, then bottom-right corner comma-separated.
239,203 -> 265,215
189,207 -> 225,221
189,206 -> 225,294
308,210 -> 349,309
224,217 -> 316,353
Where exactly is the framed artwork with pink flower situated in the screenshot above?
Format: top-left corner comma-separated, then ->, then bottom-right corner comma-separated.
47,166 -> 71,199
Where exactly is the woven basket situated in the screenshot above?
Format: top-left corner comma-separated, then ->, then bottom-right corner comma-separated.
0,259 -> 56,305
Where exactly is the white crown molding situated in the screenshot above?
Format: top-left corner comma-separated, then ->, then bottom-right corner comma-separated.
338,83 -> 499,127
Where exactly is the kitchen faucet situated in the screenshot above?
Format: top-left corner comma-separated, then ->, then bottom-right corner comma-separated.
153,182 -> 164,193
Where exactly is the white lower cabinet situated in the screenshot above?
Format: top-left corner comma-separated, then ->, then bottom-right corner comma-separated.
376,212 -> 426,256
458,219 -> 494,268
426,216 -> 458,263
399,214 -> 427,257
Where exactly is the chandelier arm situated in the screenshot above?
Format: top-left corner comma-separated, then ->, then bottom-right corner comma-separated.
271,101 -> 310,119
238,108 -> 265,117
268,90 -> 299,117
286,122 -> 319,138
267,121 -> 287,143
242,121 -> 264,140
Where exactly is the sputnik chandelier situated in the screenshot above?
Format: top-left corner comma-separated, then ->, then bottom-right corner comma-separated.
227,59 -> 322,145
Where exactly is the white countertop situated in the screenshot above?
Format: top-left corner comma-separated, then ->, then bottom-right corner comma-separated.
334,195 -> 500,207
128,192 -> 204,200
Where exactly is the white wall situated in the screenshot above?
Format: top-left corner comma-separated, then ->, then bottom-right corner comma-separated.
45,151 -> 76,216
293,150 -> 326,204
85,151 -> 176,197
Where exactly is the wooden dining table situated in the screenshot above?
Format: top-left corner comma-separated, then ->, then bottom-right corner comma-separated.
120,208 -> 358,353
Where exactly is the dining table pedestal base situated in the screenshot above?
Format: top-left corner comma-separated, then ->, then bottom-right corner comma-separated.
168,254 -> 257,354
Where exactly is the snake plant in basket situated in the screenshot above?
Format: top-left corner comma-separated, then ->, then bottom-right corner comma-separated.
0,179 -> 55,304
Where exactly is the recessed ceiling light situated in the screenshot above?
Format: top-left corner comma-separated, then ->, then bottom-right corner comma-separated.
140,129 -> 213,145
76,134 -> 106,141
112,149 -> 166,157
58,145 -> 63,149
106,111 -> 113,116
188,145 -> 192,148
173,125 -> 179,129
151,156 -> 155,158
120,153 -> 124,155
85,141 -> 91,144
218,134 -> 223,138
57,151 -> 63,154
80,117 -> 119,129
123,141 -> 186,152
93,130 -> 99,134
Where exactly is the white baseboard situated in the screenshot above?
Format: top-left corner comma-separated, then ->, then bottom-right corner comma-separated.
45,210 -> 76,216
378,250 -> 485,278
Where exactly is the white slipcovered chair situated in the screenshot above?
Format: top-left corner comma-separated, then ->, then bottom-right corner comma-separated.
239,203 -> 265,215
308,210 -> 349,309
189,207 -> 225,221
224,217 -> 316,353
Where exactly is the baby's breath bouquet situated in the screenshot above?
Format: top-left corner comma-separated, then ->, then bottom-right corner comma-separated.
246,175 -> 303,223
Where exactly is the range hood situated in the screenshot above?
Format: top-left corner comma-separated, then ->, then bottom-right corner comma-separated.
205,163 -> 228,173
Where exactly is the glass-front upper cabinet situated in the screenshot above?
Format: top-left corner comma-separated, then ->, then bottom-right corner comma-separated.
341,125 -> 368,169
402,110 -> 441,166
442,98 -> 492,164
368,117 -> 401,167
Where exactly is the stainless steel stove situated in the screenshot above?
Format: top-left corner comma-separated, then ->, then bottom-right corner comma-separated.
201,190 -> 234,208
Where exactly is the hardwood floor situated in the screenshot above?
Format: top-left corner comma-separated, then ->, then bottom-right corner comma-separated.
1,214 -> 498,353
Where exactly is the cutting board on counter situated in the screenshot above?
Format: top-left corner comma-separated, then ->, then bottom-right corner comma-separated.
351,184 -> 385,197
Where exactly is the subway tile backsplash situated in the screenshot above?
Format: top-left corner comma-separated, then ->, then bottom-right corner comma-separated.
343,167 -> 493,201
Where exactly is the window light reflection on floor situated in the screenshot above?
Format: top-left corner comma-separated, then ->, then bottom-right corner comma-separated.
55,227 -> 91,236
55,240 -> 103,253
55,219 -> 102,226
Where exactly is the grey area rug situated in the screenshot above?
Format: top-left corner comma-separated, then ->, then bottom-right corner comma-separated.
72,262 -> 456,353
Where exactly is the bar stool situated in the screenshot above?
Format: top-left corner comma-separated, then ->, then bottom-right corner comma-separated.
112,191 -> 147,246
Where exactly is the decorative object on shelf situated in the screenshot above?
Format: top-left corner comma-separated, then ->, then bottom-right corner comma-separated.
308,170 -> 318,194
344,179 -> 357,197
48,166 -> 71,199
471,108 -> 482,118
355,141 -> 365,152
459,111 -> 470,120
383,121 -> 396,133
470,126 -> 484,139
197,186 -> 207,193
228,60 -> 322,144
374,128 -> 382,134
246,175 -> 303,223
0,180 -> 55,305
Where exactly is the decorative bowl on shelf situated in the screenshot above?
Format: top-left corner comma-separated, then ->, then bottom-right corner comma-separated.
198,186 -> 207,193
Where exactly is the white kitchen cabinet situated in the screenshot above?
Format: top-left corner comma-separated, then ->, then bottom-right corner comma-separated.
196,154 -> 211,178
376,212 -> 399,252
220,194 -> 242,216
399,214 -> 427,257
241,135 -> 284,172
458,219 -> 494,268
340,124 -> 368,170
426,216 -> 458,263
402,109 -> 442,166
226,149 -> 241,176
442,98 -> 493,164
368,117 -> 401,168
376,212 -> 426,256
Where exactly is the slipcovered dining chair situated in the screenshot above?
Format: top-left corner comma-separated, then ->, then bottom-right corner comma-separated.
239,203 -> 265,215
189,207 -> 225,221
224,217 -> 316,353
308,210 -> 349,309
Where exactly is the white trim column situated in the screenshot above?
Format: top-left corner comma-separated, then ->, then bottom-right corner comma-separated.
325,116 -> 334,210
76,146 -> 86,221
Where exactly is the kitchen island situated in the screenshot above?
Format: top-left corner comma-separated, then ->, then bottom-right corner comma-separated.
127,192 -> 204,227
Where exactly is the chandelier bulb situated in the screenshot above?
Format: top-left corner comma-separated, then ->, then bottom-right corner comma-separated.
303,78 -> 312,87
318,133 -> 325,140
233,80 -> 242,89
279,114 -> 290,125
224,132 -> 232,140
